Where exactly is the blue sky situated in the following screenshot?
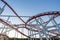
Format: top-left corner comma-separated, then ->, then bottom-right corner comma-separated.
3,0 -> 60,16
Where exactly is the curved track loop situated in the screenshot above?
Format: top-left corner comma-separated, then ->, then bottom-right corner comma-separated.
0,0 -> 44,38
25,11 -> 60,37
0,18 -> 30,38
26,11 -> 60,23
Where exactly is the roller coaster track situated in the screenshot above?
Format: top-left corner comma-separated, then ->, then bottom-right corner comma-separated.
25,11 -> 60,37
1,0 -> 60,38
1,0 -> 25,23
26,11 -> 60,23
0,18 -> 30,38
1,0 -> 30,38
0,0 -> 43,37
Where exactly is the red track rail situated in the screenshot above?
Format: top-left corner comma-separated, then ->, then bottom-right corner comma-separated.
1,0 -> 30,38
0,18 -> 30,38
1,0 -> 60,37
26,11 -> 60,23
25,11 -> 60,37
1,0 -> 25,23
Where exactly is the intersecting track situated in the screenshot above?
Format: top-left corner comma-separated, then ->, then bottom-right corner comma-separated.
0,0 -> 60,40
25,11 -> 60,40
1,0 -> 29,38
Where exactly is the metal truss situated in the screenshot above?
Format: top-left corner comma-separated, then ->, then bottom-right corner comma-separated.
0,0 -> 60,40
26,11 -> 60,40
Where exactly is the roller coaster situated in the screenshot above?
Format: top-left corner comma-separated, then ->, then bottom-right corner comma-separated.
0,0 -> 60,40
